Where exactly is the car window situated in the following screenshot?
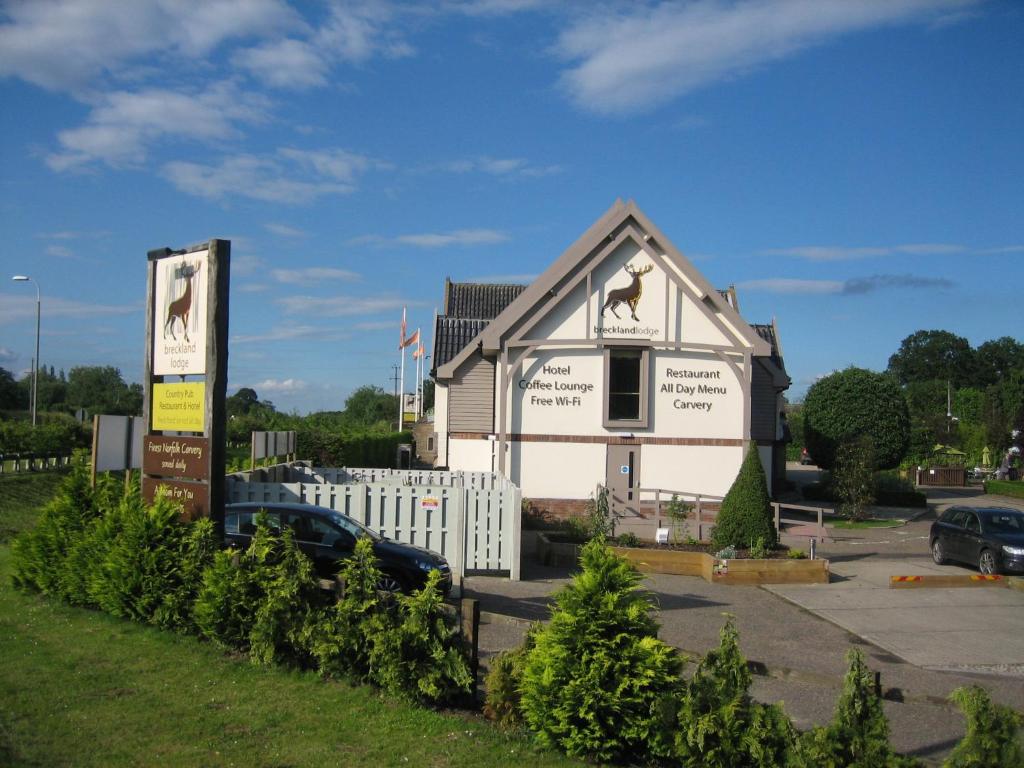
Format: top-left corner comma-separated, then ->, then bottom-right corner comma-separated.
945,510 -> 968,528
982,512 -> 1024,534
231,508 -> 280,535
963,513 -> 981,534
225,512 -> 239,534
326,510 -> 380,541
939,508 -> 961,524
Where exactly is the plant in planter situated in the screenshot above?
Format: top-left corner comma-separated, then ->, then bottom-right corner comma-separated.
666,494 -> 694,544
710,448 -> 776,551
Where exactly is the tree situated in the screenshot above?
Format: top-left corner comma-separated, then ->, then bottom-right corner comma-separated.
887,330 -> 975,387
342,385 -> 397,428
803,368 -> 910,471
834,437 -> 876,522
226,387 -> 261,417
66,366 -> 140,416
0,367 -> 27,410
974,337 -> 1024,388
710,446 -> 776,550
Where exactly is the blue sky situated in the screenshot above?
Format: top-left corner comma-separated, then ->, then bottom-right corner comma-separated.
1,0 -> 1021,413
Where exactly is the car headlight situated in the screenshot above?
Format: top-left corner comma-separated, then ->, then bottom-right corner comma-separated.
1002,545 -> 1024,556
416,560 -> 438,571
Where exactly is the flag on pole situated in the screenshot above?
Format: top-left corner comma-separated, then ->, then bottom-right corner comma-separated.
412,339 -> 424,359
399,307 -> 407,351
402,328 -> 420,349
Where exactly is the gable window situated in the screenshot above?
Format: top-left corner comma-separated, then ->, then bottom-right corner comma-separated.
604,348 -> 649,428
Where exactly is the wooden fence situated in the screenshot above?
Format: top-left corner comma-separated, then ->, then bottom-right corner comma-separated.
0,452 -> 73,473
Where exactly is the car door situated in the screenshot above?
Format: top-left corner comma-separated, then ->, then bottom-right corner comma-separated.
960,510 -> 985,567
939,509 -> 969,562
284,510 -> 356,577
225,506 -> 281,550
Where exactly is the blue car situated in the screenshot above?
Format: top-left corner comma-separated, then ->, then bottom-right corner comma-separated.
225,501 -> 452,595
930,506 -> 1024,575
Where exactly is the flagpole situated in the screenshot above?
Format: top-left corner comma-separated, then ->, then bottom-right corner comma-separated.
398,307 -> 406,430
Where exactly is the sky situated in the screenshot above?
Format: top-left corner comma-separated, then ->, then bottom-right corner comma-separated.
1,0 -> 1022,414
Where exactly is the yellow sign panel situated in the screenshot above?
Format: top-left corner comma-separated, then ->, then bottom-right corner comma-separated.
152,382 -> 206,432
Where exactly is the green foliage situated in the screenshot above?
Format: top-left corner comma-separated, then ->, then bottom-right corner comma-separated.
367,570 -> 473,704
674,617 -> 795,767
0,414 -> 88,454
944,685 -> 1024,768
302,537 -> 383,681
710,447 -> 776,550
834,437 -> 876,521
193,513 -> 325,666
519,538 -> 683,762
787,548 -> 806,559
984,480 -> 1024,499
803,367 -> 910,471
795,649 -> 917,767
616,531 -> 640,548
584,483 -> 613,539
341,385 -> 399,429
887,330 -> 976,388
66,365 -> 142,416
749,536 -> 772,560
483,626 -> 539,730
298,428 -> 412,468
667,494 -> 694,544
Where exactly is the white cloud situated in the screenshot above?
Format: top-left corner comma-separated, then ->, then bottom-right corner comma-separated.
231,254 -> 268,277
555,0 -> 973,113
264,223 -> 307,238
737,278 -> 843,295
45,245 -> 74,258
315,1 -> 414,63
395,229 -> 510,248
233,38 -> 329,89
236,283 -> 271,293
276,295 -> 419,317
0,294 -> 139,323
979,245 -> 1024,255
0,347 -> 16,365
47,82 -> 269,171
0,0 -> 301,93
251,377 -> 307,392
232,324 -> 321,344
763,243 -> 966,260
738,273 -> 955,295
433,156 -> 562,178
277,147 -> 372,182
271,267 -> 360,284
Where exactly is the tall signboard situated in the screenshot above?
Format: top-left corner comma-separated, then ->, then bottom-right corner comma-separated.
142,241 -> 230,528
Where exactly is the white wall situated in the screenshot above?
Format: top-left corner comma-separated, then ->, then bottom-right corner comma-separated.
448,437 -> 494,473
510,441 -> 606,499
434,382 -> 449,466
641,444 -> 744,498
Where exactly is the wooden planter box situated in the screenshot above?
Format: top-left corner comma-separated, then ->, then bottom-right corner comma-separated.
610,546 -> 829,586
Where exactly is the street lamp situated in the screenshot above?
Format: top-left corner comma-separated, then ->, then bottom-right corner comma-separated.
11,275 -> 40,427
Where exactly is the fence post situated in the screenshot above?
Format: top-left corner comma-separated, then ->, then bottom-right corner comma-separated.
510,485 -> 522,581
773,502 -> 781,534
452,489 -> 466,598
461,597 -> 480,684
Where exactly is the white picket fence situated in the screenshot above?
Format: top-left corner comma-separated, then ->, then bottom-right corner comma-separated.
226,466 -> 522,586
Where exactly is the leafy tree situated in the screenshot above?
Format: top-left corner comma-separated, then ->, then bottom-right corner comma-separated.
887,330 -> 976,387
519,538 -> 683,762
803,367 -> 910,470
795,649 -> 917,767
944,685 -> 1024,768
674,617 -> 795,767
974,337 -> 1024,388
0,366 -> 28,410
422,379 -> 435,412
710,446 -> 776,550
66,366 -> 140,416
342,385 -> 397,428
226,387 -> 261,416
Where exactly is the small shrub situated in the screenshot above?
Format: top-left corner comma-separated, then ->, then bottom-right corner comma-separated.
666,494 -> 693,544
795,649 -> 917,767
710,448 -> 776,550
368,570 -> 473,704
714,545 -> 737,560
302,536 -> 382,681
834,437 -> 876,522
585,484 -> 613,539
787,548 -> 807,560
483,625 -> 539,730
519,538 -> 683,762
616,531 -> 640,548
944,685 -> 1023,768
674,617 -> 795,767
749,535 -> 772,560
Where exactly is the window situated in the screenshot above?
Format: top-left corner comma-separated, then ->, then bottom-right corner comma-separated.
604,348 -> 648,428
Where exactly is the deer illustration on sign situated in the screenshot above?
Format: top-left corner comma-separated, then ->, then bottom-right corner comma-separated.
602,263 -> 654,321
163,261 -> 201,343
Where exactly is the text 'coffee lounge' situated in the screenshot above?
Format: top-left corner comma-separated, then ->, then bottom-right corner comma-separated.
429,200 -> 790,518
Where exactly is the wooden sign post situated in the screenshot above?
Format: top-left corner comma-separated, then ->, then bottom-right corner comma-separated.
142,240 -> 230,529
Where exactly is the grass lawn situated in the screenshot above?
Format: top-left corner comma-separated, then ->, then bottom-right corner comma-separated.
829,518 -> 904,529
0,472 -> 67,543
0,475 -> 579,768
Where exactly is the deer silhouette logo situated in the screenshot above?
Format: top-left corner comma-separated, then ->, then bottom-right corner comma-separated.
602,263 -> 654,321
163,261 -> 201,343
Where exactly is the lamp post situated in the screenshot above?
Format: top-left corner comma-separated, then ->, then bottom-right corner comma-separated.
11,275 -> 40,426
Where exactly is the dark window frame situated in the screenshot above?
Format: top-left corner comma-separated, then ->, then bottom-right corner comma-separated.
603,347 -> 649,429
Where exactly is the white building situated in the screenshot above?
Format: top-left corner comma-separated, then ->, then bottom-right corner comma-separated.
430,200 -> 790,519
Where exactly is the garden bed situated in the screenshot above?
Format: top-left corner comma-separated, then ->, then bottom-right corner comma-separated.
534,533 -> 829,585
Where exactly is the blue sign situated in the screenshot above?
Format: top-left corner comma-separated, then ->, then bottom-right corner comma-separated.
620,464 -> 630,475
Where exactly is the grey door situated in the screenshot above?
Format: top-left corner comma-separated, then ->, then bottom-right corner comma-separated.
606,444 -> 641,518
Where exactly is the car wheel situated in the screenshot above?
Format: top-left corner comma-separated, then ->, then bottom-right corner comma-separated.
377,571 -> 406,596
978,549 -> 998,575
931,538 -> 947,565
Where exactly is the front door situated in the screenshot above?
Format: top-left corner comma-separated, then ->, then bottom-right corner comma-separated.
606,444 -> 641,518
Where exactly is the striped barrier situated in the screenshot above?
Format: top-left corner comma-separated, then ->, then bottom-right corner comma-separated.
889,574 -> 1006,589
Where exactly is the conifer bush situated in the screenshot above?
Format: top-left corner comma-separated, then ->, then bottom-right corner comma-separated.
795,649 -> 918,767
710,447 -> 776,550
367,570 -> 474,704
302,536 -> 383,681
944,685 -> 1023,768
674,617 -> 795,767
483,625 -> 539,730
519,538 -> 683,762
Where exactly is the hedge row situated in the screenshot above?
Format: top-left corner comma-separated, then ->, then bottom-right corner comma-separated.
11,460 -> 471,705
484,538 -> 1024,767
984,480 -> 1024,500
297,429 -> 412,468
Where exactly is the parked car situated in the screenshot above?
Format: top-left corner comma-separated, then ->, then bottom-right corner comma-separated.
224,502 -> 452,595
929,506 -> 1024,575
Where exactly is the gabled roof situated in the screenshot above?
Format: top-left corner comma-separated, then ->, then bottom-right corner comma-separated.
444,280 -> 526,319
433,317 -> 489,369
436,199 -> 775,379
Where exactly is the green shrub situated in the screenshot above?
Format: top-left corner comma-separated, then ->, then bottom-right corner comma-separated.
674,617 -> 795,767
795,649 -> 917,767
749,536 -> 772,560
803,367 -> 910,471
710,448 -> 776,550
368,570 -> 473,704
616,531 -> 640,548
483,625 -> 539,730
302,536 -> 382,681
984,480 -> 1024,500
787,548 -> 807,559
519,538 -> 683,762
834,437 -> 876,522
944,685 -> 1023,768
194,514 -> 324,666
583,484 -> 613,540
